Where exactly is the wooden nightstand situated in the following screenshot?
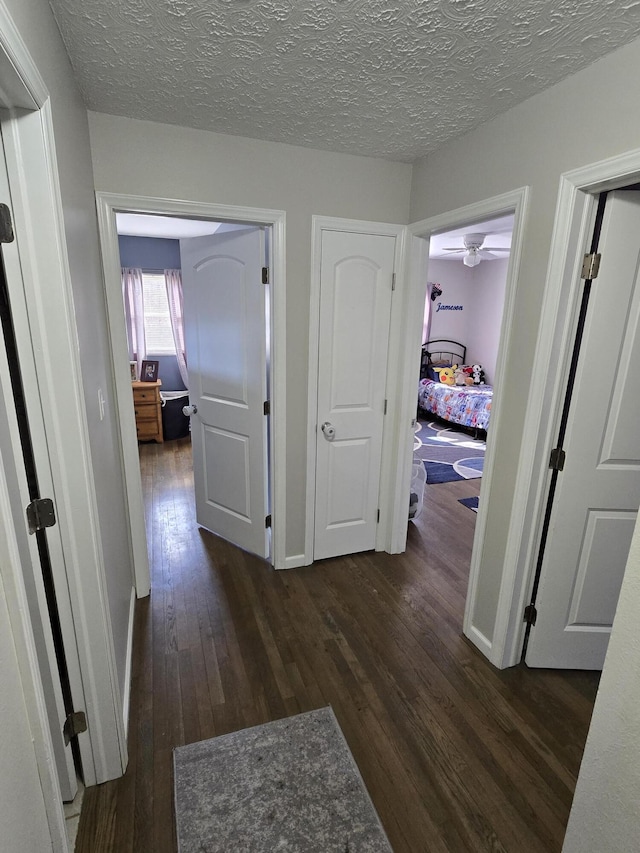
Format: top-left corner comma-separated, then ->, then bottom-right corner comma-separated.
132,380 -> 163,443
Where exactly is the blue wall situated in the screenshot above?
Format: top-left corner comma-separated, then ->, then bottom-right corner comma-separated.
118,235 -> 186,390
118,235 -> 181,269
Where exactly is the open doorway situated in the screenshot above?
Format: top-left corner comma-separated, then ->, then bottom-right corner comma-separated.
96,193 -> 287,591
397,189 -> 528,659
114,211 -> 274,564
411,216 -> 512,538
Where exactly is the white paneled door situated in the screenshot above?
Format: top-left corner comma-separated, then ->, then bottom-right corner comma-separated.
181,228 -> 269,559
314,229 -> 396,560
526,191 -> 640,669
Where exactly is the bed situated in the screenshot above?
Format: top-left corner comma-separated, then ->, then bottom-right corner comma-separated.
418,339 -> 493,432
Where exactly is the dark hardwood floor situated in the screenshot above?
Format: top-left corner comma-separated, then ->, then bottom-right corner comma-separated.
76,438 -> 599,852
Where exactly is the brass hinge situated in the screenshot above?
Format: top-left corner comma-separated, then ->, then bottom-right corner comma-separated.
581,252 -> 601,280
523,604 -> 537,626
265,514 -> 272,529
391,273 -> 396,291
549,447 -> 566,471
63,710 -> 87,746
263,400 -> 270,416
26,498 -> 56,535
262,266 -> 269,285
0,203 -> 14,243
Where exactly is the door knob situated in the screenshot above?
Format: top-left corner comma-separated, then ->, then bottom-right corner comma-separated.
321,421 -> 336,440
182,404 -> 198,417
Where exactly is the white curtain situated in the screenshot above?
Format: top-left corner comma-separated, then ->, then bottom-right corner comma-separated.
122,267 -> 145,379
164,269 -> 189,388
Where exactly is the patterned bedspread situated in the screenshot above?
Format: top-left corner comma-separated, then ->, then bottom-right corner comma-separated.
418,378 -> 493,430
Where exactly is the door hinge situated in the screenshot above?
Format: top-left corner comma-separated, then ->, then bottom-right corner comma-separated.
384,399 -> 388,415
265,514 -> 272,529
549,447 -> 566,471
581,252 -> 601,280
263,400 -> 270,415
262,266 -> 269,285
523,604 -> 537,627
0,203 -> 14,243
391,273 -> 396,291
26,498 -> 56,535
63,710 -> 87,746
377,508 -> 380,523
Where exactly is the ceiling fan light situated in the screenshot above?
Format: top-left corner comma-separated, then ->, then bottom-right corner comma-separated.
463,251 -> 481,267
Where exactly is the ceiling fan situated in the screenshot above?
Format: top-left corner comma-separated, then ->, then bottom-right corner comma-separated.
443,233 -> 510,267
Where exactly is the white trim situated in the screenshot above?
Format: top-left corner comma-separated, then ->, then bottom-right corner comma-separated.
388,232 -> 429,552
0,3 -> 47,108
305,216 -> 405,565
466,626 -> 493,660
95,192 -> 287,573
283,554 -> 306,570
491,149 -> 640,669
122,587 -> 136,738
395,189 -> 530,661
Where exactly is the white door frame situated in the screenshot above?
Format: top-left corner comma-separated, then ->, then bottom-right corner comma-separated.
0,0 -> 128,841
394,188 -> 530,660
305,216 -> 406,564
95,192 -> 287,575
491,150 -> 640,669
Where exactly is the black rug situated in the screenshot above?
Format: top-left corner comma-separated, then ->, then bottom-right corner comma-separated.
459,496 -> 479,513
414,420 -> 485,484
173,707 -> 392,852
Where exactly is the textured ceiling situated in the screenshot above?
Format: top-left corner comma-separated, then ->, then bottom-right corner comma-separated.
49,0 -> 640,162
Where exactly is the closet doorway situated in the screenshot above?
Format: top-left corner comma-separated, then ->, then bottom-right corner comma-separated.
96,195 -> 287,591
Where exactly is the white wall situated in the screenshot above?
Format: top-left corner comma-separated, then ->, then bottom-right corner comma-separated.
88,112 -> 413,558
427,259 -> 470,348
426,258 -> 508,383
465,258 -> 508,384
411,34 -> 640,644
411,34 -> 640,847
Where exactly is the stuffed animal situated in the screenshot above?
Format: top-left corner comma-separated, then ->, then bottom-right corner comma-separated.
434,364 -> 456,386
459,365 -> 474,385
472,364 -> 486,385
454,366 -> 467,386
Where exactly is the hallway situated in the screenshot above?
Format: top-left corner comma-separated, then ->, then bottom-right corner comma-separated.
76,438 -> 599,852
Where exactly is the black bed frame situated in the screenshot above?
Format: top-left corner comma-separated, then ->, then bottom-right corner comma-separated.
420,339 -> 467,379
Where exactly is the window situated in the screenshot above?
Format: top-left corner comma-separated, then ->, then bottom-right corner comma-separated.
141,272 -> 178,355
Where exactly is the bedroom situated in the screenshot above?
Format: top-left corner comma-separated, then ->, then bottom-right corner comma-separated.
411,215 -> 512,528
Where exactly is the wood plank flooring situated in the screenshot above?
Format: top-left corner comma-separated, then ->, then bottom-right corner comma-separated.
75,438 -> 599,852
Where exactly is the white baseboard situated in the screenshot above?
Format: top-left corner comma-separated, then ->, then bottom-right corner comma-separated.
281,554 -> 306,570
464,624 -> 493,661
121,586 -> 136,740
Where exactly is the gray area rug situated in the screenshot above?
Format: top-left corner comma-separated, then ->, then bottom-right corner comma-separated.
173,706 -> 393,852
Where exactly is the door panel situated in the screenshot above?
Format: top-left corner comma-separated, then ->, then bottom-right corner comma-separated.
526,191 -> 640,669
181,229 -> 269,559
0,248 -> 77,800
314,231 -> 396,560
